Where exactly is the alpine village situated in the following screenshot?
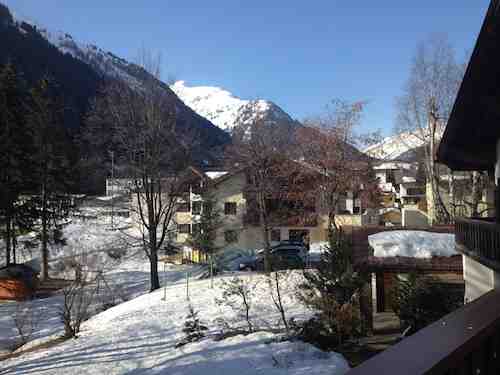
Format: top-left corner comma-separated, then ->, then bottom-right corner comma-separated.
0,1 -> 499,374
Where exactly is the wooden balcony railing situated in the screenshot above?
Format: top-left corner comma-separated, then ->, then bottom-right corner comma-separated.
455,218 -> 500,271
348,290 -> 500,374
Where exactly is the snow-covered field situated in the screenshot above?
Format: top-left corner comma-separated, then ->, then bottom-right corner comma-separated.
0,198 -> 349,374
0,266 -> 349,374
368,230 -> 457,258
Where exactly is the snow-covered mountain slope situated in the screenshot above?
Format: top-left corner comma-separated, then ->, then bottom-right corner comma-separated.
364,131 -> 425,161
9,8 -> 141,87
171,81 -> 300,132
2,3 -> 229,155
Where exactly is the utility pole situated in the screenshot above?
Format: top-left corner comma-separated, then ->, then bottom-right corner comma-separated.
109,150 -> 115,229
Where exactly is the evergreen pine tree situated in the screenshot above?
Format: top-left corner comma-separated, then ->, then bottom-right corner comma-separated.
26,77 -> 73,279
187,193 -> 223,286
298,228 -> 367,347
0,63 -> 35,265
176,304 -> 208,347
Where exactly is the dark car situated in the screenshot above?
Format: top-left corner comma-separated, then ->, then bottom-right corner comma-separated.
239,244 -> 308,271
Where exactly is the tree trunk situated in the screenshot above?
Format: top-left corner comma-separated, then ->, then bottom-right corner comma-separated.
148,228 -> 160,292
12,233 -> 16,265
41,180 -> 49,281
210,254 -> 214,289
258,191 -> 272,273
427,110 -> 450,225
5,210 -> 11,266
149,247 -> 160,291
471,171 -> 481,217
449,171 -> 455,220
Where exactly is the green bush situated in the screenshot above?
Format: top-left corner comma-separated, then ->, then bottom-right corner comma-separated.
297,229 -> 367,348
392,274 -> 463,335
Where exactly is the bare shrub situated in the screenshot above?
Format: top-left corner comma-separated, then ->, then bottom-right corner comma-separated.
267,271 -> 289,334
60,278 -> 96,338
58,254 -> 100,339
12,300 -> 39,346
107,247 -> 127,260
216,276 -> 257,333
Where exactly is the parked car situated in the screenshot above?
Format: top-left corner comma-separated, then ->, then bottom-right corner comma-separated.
239,243 -> 308,271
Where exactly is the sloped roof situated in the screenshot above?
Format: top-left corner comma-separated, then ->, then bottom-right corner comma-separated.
361,255 -> 463,273
438,0 -> 500,171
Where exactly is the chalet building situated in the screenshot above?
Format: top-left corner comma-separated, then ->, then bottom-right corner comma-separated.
123,159 -> 379,262
374,161 -> 427,227
173,164 -> 379,261
349,1 -> 500,373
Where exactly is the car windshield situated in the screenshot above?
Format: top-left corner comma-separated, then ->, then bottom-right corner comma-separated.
273,248 -> 300,255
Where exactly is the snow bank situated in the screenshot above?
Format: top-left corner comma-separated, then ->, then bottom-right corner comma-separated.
369,230 -> 457,258
310,242 -> 329,254
1,270 -> 349,374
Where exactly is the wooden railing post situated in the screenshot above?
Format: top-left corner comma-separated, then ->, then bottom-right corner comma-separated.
495,181 -> 500,224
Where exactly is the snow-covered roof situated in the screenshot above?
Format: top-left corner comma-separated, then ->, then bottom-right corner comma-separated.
205,171 -> 228,180
439,174 -> 471,181
401,176 -> 417,183
368,230 -> 457,258
379,182 -> 395,193
373,162 -> 413,170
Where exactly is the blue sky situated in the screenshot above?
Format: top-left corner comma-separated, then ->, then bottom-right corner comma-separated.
4,1 -> 490,135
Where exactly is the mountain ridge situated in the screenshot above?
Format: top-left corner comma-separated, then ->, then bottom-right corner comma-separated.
0,2 -> 230,151
171,80 -> 301,133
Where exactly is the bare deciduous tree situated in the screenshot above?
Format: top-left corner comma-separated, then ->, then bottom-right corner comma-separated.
226,119 -> 293,272
396,34 -> 465,224
86,54 -> 193,291
296,100 -> 379,230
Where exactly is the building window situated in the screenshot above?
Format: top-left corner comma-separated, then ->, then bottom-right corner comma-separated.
177,202 -> 190,213
271,229 -> 281,242
386,170 -> 396,184
407,188 -> 424,196
203,202 -> 213,214
224,202 -> 237,215
289,229 -> 309,245
224,230 -> 238,244
177,224 -> 191,234
191,181 -> 203,195
192,201 -> 202,215
192,223 -> 201,235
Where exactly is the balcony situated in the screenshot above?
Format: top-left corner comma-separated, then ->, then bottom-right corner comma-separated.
243,211 -> 318,227
348,289 -> 500,374
455,218 -> 500,271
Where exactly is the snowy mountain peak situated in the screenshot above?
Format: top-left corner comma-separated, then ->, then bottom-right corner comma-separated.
171,80 -> 297,132
364,131 -> 424,161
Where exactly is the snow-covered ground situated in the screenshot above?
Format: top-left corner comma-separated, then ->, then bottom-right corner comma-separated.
368,230 -> 457,258
0,198 -> 349,374
0,266 -> 349,374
